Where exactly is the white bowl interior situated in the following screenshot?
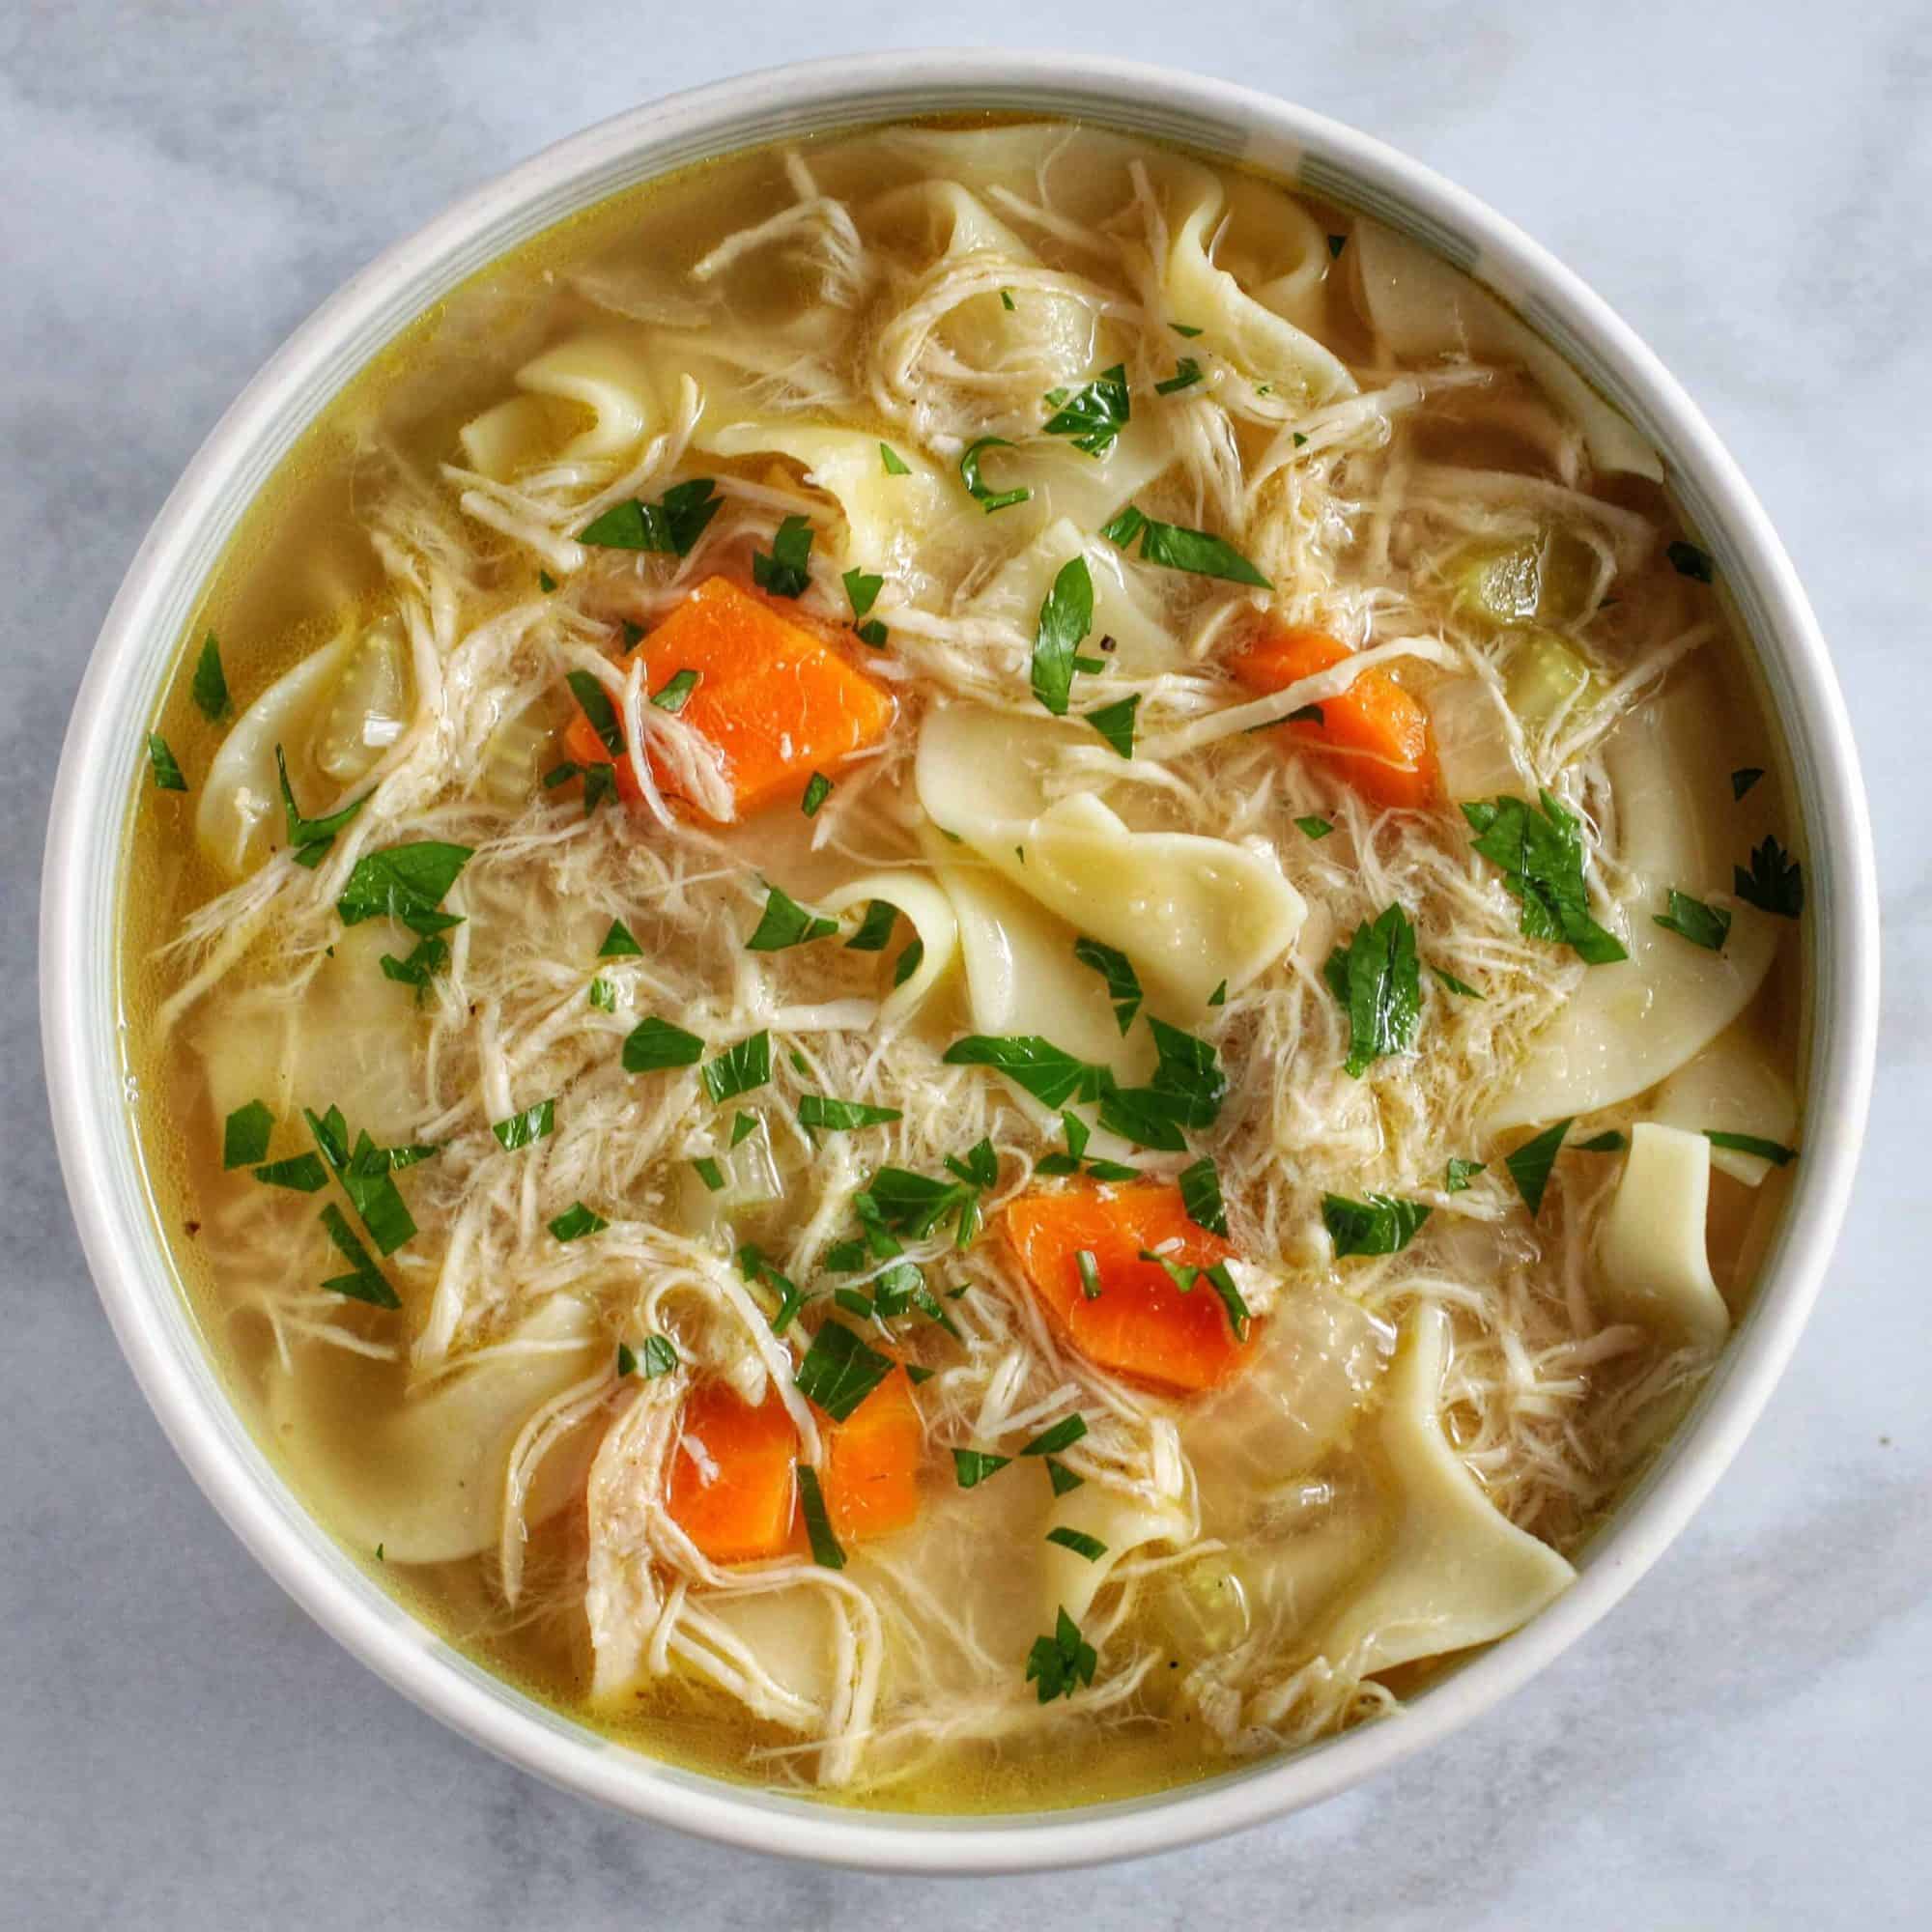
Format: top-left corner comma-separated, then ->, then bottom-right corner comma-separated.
40,51 -> 1879,1873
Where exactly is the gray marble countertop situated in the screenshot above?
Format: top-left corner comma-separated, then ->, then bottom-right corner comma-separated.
5,3 -> 1926,1925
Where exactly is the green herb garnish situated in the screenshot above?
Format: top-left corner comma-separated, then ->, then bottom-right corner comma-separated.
252,1154 -> 328,1192
1178,1156 -> 1228,1236
1730,767 -> 1764,800
147,734 -> 187,792
599,919 -> 642,957
892,938 -> 924,986
1041,364 -> 1130,457
1100,504 -> 1270,587
794,1321 -> 894,1422
796,1464 -> 846,1569
191,633 -> 228,720
491,1098 -> 556,1152
1666,539 -> 1715,582
549,1202 -> 609,1241
1654,890 -> 1730,952
623,1016 -> 705,1073
1072,935 -> 1142,1035
1046,1526 -> 1109,1561
1085,694 -> 1139,758
799,1094 -> 903,1132
1577,1130 -> 1627,1152
1463,792 -> 1627,964
1444,1158 -> 1486,1194
1155,357 -> 1203,396
942,1035 -> 1111,1108
1030,554 -> 1094,716
651,668 -> 699,714
578,477 -> 721,554
702,1031 -> 771,1105
1505,1118 -> 1573,1217
952,1447 -> 1010,1489
335,841 -> 472,938
1295,814 -> 1334,839
1432,965 -> 1485,999
1021,1413 -> 1087,1458
752,515 -> 814,598
1321,1192 -> 1432,1258
747,883 -> 838,951
1705,1130 -> 1798,1166
1323,903 -> 1421,1078
588,978 -> 615,1011
222,1100 -> 274,1170
274,744 -> 366,865
1045,1458 -> 1084,1495
379,934 -> 449,994
844,899 -> 899,952
317,1203 -> 401,1308
959,437 -> 1031,514
1735,836 -> 1804,919
1025,1607 -> 1097,1703
800,769 -> 835,816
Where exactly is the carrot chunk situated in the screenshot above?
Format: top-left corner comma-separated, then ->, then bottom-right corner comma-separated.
1230,624 -> 1437,810
821,1366 -> 923,1544
1005,1184 -> 1257,1394
562,576 -> 894,818
666,1382 -> 801,1563
665,1367 -> 924,1564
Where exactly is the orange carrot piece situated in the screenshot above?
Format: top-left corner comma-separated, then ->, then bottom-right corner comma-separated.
821,1366 -> 923,1544
666,1382 -> 800,1564
1004,1184 -> 1257,1395
563,576 -> 894,818
1230,624 -> 1438,810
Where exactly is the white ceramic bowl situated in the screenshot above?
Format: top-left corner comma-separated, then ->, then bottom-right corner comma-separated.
41,49 -> 1879,1873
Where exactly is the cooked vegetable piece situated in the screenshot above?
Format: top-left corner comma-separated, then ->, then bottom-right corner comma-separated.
820,1365 -> 923,1543
1005,1184 -> 1256,1392
666,1383 -> 799,1563
561,577 -> 895,818
1231,625 -> 1437,810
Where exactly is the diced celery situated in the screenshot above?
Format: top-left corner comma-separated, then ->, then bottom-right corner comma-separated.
1444,526 -> 1602,629
1506,630 -> 1594,727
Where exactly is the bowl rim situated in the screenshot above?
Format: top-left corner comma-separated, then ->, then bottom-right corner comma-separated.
40,47 -> 1880,1874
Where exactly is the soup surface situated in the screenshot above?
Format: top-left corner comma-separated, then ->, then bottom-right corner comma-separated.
126,120 -> 1805,1811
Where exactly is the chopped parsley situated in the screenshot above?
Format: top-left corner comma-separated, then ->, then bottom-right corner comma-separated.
1046,1526 -> 1109,1562
1025,1607 -> 1097,1703
1178,1156 -> 1229,1236
615,1342 -> 636,1378
191,633 -> 229,720
729,1111 -> 758,1148
335,841 -> 473,938
548,1202 -> 609,1241
842,567 -> 884,620
587,977 -> 615,1011
1654,890 -> 1730,952
623,1015 -> 705,1073
564,670 -> 622,758
1071,935 -> 1142,1035
943,1035 -> 1111,1109
799,1094 -> 903,1132
1326,233 -> 1348,259
691,1156 -> 726,1192
1154,356 -> 1203,396
1101,504 -> 1270,587
796,1464 -> 846,1570
793,1321 -> 894,1421
491,1098 -> 556,1152
1577,1130 -> 1627,1152
538,571 -> 556,593
1075,1248 -> 1103,1299
746,883 -> 838,951
379,934 -> 449,994
703,1031 -> 771,1104
222,1100 -> 274,1171
1706,1129 -> 1798,1166
1731,767 -> 1765,800
959,437 -> 1031,513
844,899 -> 899,952
1021,1413 -> 1087,1458
879,441 -> 911,476
317,1203 -> 401,1308
1030,554 -> 1095,716
578,477 -> 721,554
1000,289 -> 1016,311
1444,1157 -> 1486,1193
274,744 -> 366,865
1097,1019 -> 1228,1151
952,1447 -> 1010,1489
650,668 -> 700,714
1432,965 -> 1485,999
1085,693 -> 1140,758
1324,903 -> 1421,1078
252,1154 -> 328,1192
1463,792 -> 1627,964
304,1108 -> 416,1256
1203,1261 -> 1252,1339
1170,322 -> 1203,338
1735,836 -> 1804,919
638,1334 -> 679,1378
146,738 -> 187,792
1505,1118 -> 1573,1217
892,938 -> 924,986
1208,980 -> 1228,1007
1046,1457 -> 1084,1495
1041,364 -> 1131,456
599,919 -> 642,958
1295,814 -> 1334,839
752,515 -> 814,598
1321,1192 -> 1432,1258
1666,538 -> 1715,582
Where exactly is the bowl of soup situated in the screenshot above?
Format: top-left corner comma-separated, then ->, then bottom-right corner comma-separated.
41,51 -> 1877,1869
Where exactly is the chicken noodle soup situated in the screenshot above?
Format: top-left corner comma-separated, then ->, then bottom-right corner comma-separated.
127,121 -> 1804,1810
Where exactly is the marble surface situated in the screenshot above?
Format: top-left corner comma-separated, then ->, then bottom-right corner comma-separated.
5,3 -> 1926,1924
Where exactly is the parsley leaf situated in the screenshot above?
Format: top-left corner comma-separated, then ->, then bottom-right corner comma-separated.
1432,965 -> 1485,999
335,842 -> 473,938
844,899 -> 899,952
1666,538 -> 1715,582
222,1100 -> 274,1170
587,977 -> 615,1011
1046,1526 -> 1109,1562
1071,935 -> 1142,1035
491,1098 -> 556,1151
1295,814 -> 1333,839
147,734 -> 187,792
1577,1129 -> 1627,1152
1321,1192 -> 1432,1258
318,1203 -> 401,1308
892,938 -> 924,986
796,1464 -> 846,1570
1323,903 -> 1422,1078
752,515 -> 814,598
1734,836 -> 1804,919
1085,693 -> 1139,758
1444,1157 -> 1486,1193
549,1202 -> 608,1241
1100,504 -> 1270,587
274,745 -> 365,863
959,437 -> 1031,513
799,1094 -> 902,1131
578,477 -> 721,554
1030,554 -> 1094,716
1730,767 -> 1765,800
564,670 -> 623,758
747,883 -> 838,951
1040,364 -> 1130,456
703,1031 -> 770,1104
1045,1457 -> 1084,1495
252,1154 -> 328,1192
793,1321 -> 893,1421
651,668 -> 699,714
1706,1129 -> 1798,1166
379,934 -> 449,994
943,1035 -> 1111,1108
879,442 -> 911,475
1463,792 -> 1627,964
1025,1607 -> 1097,1704
1505,1118 -> 1573,1217
639,1334 -> 678,1378
623,1015 -> 704,1073
1154,357 -> 1203,396
1654,890 -> 1731,952
191,633 -> 229,720
1179,1156 -> 1228,1236
841,567 -> 884,620
1021,1414 -> 1087,1458
952,1448 -> 1011,1489
599,918 -> 642,957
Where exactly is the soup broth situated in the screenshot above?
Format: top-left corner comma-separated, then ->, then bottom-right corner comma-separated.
124,119 -> 1804,1812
